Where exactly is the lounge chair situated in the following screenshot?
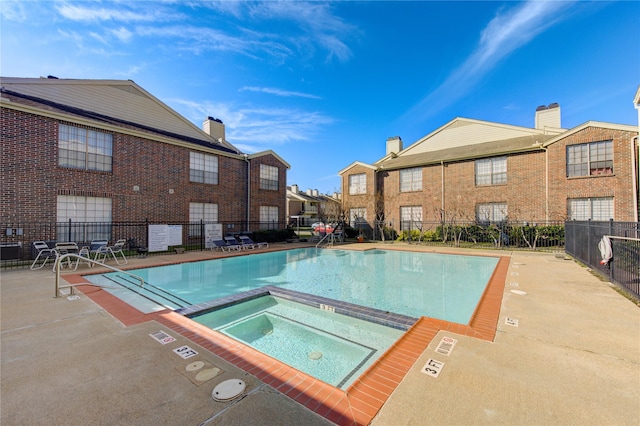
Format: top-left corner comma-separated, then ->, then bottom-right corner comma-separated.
108,239 -> 128,264
211,239 -> 236,252
223,236 -> 243,251
238,235 -> 268,249
88,239 -> 109,263
30,241 -> 57,270
54,242 -> 79,269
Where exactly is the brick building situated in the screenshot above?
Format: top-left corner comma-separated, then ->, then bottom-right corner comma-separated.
1,77 -> 289,244
339,103 -> 639,233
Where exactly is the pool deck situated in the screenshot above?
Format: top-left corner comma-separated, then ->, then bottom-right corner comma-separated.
2,243 -> 639,425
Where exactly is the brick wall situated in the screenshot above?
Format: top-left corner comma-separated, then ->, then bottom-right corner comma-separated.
339,125 -> 637,228
547,126 -> 637,221
1,108 -> 287,227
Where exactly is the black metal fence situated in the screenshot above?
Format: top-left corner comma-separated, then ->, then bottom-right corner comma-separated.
0,220 -> 289,270
565,220 -> 640,298
364,220 -> 565,251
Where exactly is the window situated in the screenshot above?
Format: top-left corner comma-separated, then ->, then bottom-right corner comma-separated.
56,195 -> 112,241
400,206 -> 423,231
568,197 -> 613,220
475,157 -> 506,186
58,124 -> 113,172
260,206 -> 279,229
400,168 -> 422,192
189,202 -> 218,236
190,152 -> 219,184
349,207 -> 367,228
477,203 -> 507,223
260,164 -> 279,190
348,174 -> 366,195
567,141 -> 613,177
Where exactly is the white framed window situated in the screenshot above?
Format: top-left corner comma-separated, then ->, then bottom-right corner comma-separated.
475,157 -> 507,186
260,205 -> 279,229
190,152 -> 219,184
189,202 -> 218,236
568,197 -> 613,220
348,173 -> 367,195
400,168 -> 422,192
477,203 -> 507,223
58,124 -> 113,172
260,164 -> 279,190
400,206 -> 423,231
56,195 -> 112,241
349,207 -> 367,228
567,141 -> 613,177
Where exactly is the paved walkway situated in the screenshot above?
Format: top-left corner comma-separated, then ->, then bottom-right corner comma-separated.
1,244 -> 638,425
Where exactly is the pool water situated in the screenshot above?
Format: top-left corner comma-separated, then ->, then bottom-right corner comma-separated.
87,248 -> 498,323
193,295 -> 403,389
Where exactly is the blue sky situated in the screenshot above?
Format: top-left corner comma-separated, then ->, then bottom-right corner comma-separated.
2,1 -> 638,194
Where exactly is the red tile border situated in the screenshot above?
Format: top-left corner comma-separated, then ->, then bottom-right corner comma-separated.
66,249 -> 509,425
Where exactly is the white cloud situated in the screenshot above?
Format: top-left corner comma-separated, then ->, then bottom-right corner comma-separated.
239,86 -> 321,99
404,0 -> 577,123
170,98 -> 334,151
55,3 -> 177,23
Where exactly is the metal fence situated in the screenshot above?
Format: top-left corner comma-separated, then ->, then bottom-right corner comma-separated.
364,220 -> 565,251
565,220 -> 640,298
0,220 -> 289,270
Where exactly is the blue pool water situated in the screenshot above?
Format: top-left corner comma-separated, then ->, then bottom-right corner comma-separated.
87,248 -> 499,324
193,295 -> 403,389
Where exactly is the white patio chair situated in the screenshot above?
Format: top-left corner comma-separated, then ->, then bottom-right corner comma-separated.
30,241 -> 57,270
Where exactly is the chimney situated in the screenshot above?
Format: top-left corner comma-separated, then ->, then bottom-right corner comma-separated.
203,116 -> 225,143
306,189 -> 313,196
535,103 -> 561,130
386,136 -> 402,156
291,184 -> 298,194
312,189 -> 319,197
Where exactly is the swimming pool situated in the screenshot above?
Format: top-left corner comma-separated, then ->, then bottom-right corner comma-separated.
193,295 -> 403,389
87,248 -> 498,324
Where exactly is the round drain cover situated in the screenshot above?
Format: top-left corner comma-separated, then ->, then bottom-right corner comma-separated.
212,379 -> 246,402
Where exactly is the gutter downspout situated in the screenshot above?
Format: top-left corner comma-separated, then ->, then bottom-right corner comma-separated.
631,136 -> 639,221
244,154 -> 250,232
441,160 -> 445,222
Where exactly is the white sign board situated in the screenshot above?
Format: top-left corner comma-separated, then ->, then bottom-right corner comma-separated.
148,224 -> 184,252
204,224 -> 223,249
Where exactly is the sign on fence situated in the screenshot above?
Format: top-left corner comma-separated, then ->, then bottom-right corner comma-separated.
148,224 -> 183,252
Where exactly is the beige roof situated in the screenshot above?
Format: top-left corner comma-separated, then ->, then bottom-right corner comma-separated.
399,117 -> 564,157
377,134 -> 555,170
0,76 -> 239,154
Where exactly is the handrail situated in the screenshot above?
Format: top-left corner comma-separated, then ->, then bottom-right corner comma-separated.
315,232 -> 333,248
54,253 -> 146,298
605,235 -> 640,242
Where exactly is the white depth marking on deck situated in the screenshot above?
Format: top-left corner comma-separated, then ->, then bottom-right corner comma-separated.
421,358 -> 444,378
173,345 -> 198,359
510,272 -> 519,276
510,282 -> 519,287
435,336 -> 458,356
505,317 -> 519,327
67,295 -> 81,301
510,289 -> 527,295
149,330 -> 176,345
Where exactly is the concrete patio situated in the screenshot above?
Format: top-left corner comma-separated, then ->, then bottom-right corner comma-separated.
1,244 -> 638,425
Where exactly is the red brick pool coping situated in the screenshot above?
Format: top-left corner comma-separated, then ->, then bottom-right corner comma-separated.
64,252 -> 509,426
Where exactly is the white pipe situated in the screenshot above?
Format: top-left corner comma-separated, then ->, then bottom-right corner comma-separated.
440,160 -> 445,221
244,154 -> 250,232
631,136 -> 638,221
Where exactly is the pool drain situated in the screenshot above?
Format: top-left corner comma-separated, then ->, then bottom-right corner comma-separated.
308,351 -> 323,360
212,379 -> 246,402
